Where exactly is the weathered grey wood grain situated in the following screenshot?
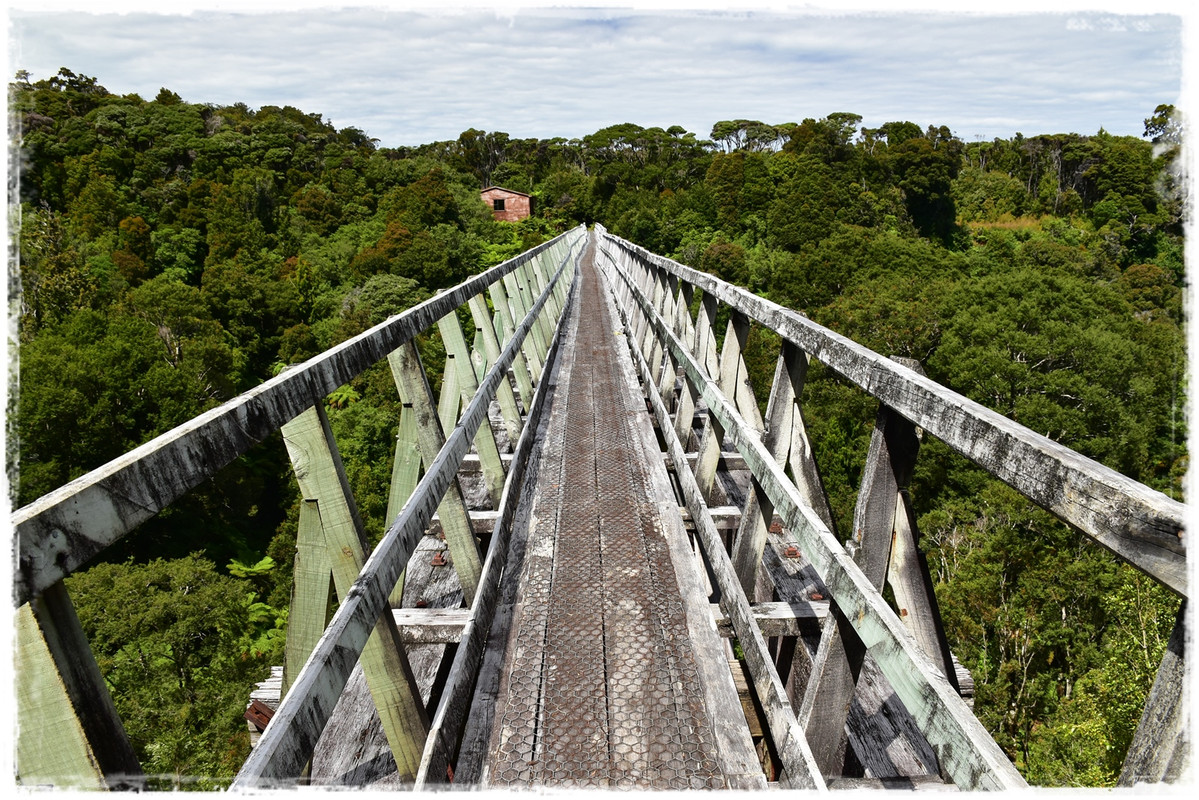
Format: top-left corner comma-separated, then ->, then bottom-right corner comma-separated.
599,229 -> 1026,791
801,402 -> 921,778
388,600 -> 832,643
436,347 -> 463,438
888,492 -> 961,695
281,405 -> 430,780
720,310 -> 765,435
14,227 -> 586,606
731,351 -> 799,600
438,310 -> 506,508
232,236 -> 579,788
596,236 -> 825,790
1119,601 -> 1189,785
384,407 -> 423,606
600,258 -> 766,788
283,500 -> 334,698
414,241 -> 578,787
16,582 -> 142,790
388,343 -> 483,603
308,535 -> 464,787
846,655 -> 942,780
603,234 -> 1185,598
468,293 -> 523,444
487,279 -> 535,409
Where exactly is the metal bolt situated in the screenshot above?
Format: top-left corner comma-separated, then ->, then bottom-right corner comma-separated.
810,592 -> 824,601
432,551 -> 448,567
784,545 -> 800,559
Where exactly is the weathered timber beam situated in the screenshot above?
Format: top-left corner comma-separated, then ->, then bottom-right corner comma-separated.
232,233 -> 577,788
457,448 -> 749,472
601,231 -> 1027,791
281,405 -> 430,779
392,601 -> 827,645
415,235 -> 582,786
800,398 -> 922,776
604,235 -> 1186,597
13,227 -> 587,607
1119,601 -> 1189,785
423,504 -> 744,535
16,583 -> 142,789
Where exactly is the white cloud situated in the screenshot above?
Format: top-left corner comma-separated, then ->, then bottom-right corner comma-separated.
6,6 -> 1186,146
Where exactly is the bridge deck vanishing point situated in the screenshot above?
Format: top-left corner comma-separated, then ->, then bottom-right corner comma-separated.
294,236 -> 967,789
470,242 -> 763,788
16,226 -> 1187,791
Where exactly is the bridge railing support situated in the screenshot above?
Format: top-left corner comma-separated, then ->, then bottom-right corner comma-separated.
12,225 -> 587,789
595,226 -> 1186,789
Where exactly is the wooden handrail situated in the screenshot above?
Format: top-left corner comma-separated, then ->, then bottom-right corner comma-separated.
600,232 -> 1186,598
232,229 -> 583,786
12,227 -> 587,606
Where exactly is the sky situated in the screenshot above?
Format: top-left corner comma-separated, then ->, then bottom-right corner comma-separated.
4,1 -> 1192,148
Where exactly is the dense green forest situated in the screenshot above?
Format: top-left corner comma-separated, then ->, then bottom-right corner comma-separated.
9,68 -> 1186,787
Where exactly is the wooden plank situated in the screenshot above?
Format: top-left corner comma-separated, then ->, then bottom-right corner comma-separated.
845,654 -> 942,780
599,258 -> 766,789
438,311 -> 506,508
731,352 -> 798,600
711,601 -> 828,638
436,349 -> 462,437
386,407 -> 423,528
456,285 -> 577,786
308,535 -> 465,787
828,775 -> 957,791
758,525 -> 949,781
690,291 -> 726,505
385,600 -> 832,643
519,260 -> 552,361
385,406 -> 423,606
415,242 -> 578,787
518,262 -> 553,374
502,270 -> 543,383
468,294 -> 523,444
673,373 -> 698,451
801,401 -> 920,776
234,242 -> 574,787
283,499 -> 334,698
779,343 -> 838,532
388,342 -> 483,603
281,405 -> 430,781
600,230 -> 1027,791
1119,601 -> 1189,785
487,280 -> 535,410
14,226 -> 586,606
645,267 -> 667,371
16,602 -> 106,789
719,310 -> 765,436
15,582 -> 142,790
888,492 -> 961,694
602,234 -> 1185,597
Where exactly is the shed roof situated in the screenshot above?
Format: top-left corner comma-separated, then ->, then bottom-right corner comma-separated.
481,185 -> 531,198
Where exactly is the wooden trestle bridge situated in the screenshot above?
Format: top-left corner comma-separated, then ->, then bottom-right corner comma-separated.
13,226 -> 1188,790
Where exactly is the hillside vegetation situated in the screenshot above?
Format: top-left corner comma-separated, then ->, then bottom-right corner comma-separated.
10,68 -> 1186,787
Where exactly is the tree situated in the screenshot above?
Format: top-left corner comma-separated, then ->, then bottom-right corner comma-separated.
1143,103 -> 1182,145
66,555 -> 280,787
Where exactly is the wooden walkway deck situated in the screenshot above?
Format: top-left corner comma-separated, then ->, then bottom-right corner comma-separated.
283,237 -> 955,788
461,242 -> 765,789
261,234 -> 966,788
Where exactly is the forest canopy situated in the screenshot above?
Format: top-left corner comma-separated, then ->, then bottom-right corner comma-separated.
9,68 -> 1186,787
